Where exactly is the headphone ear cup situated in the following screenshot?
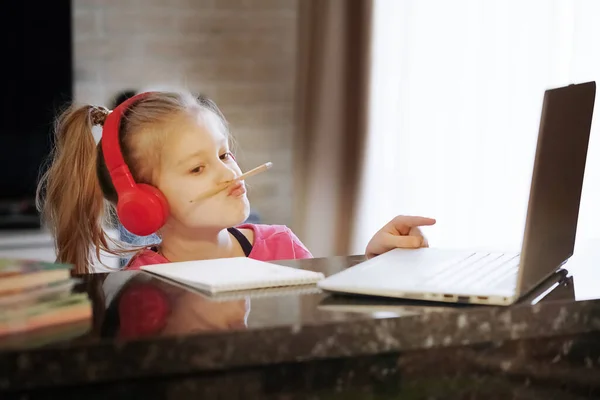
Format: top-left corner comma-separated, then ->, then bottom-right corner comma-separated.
116,184 -> 169,236
137,183 -> 170,222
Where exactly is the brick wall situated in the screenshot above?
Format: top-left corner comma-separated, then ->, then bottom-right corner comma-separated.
73,0 -> 298,226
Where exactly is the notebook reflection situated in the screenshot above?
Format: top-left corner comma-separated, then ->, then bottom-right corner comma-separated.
101,272 -> 250,339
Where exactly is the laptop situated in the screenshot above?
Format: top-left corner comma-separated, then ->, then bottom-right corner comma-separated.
317,81 -> 596,306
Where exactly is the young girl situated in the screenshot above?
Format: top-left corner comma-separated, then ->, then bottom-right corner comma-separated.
37,90 -> 435,274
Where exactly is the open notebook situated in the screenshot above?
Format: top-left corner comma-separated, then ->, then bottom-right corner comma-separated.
140,257 -> 325,294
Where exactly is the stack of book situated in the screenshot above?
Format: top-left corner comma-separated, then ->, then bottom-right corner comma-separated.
0,258 -> 92,349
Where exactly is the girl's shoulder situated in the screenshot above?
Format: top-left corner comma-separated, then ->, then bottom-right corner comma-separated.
124,248 -> 168,270
237,224 -> 313,260
237,223 -> 293,239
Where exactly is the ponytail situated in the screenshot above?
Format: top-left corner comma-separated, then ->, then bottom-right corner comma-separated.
36,105 -> 114,274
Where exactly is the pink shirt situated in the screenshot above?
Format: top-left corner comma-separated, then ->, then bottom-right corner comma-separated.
125,224 -> 313,270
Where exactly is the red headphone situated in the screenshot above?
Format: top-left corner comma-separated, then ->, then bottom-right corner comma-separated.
101,92 -> 170,236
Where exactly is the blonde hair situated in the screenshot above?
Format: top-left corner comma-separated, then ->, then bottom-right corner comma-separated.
36,91 -> 229,273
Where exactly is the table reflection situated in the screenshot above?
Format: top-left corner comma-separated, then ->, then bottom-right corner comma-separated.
100,272 -> 249,339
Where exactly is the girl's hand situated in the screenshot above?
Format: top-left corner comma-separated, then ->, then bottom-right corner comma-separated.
365,215 -> 436,259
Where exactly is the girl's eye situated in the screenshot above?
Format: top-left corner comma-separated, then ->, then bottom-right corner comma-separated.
190,165 -> 205,174
220,152 -> 233,161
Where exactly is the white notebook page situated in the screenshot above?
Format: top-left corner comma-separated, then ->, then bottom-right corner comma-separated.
141,257 -> 324,294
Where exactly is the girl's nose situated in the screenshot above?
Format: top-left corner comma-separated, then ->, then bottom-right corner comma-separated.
215,160 -> 237,183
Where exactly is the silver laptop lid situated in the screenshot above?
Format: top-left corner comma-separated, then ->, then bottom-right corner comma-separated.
517,81 -> 596,297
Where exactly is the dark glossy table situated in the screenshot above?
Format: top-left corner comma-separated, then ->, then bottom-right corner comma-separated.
2,242 -> 600,399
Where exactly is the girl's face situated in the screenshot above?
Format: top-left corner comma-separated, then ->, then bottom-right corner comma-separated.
156,110 -> 250,230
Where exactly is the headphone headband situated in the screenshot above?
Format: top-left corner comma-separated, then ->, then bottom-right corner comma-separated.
101,92 -> 153,194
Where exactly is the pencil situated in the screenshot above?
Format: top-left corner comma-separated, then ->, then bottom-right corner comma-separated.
191,162 -> 273,202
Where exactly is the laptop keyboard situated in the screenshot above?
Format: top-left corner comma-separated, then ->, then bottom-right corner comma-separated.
422,252 -> 520,290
